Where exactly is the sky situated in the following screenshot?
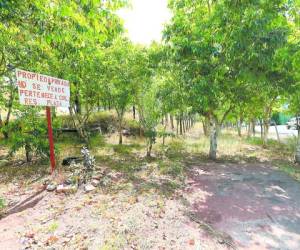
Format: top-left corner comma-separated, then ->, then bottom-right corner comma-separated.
118,0 -> 172,45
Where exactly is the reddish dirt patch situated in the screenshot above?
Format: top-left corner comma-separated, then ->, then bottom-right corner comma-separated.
184,162 -> 300,249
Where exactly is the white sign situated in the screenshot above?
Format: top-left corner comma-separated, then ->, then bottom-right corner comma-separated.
16,69 -> 70,107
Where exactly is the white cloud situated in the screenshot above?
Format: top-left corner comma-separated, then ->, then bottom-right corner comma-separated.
118,0 -> 172,45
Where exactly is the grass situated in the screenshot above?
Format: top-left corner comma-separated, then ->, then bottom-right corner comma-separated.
0,122 -> 299,186
0,162 -> 49,183
47,221 -> 59,233
278,162 -> 300,181
0,197 -> 6,217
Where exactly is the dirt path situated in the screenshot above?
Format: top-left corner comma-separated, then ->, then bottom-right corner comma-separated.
1,162 -> 300,249
184,161 -> 300,250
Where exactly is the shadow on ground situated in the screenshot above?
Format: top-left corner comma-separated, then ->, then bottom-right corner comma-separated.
183,161 -> 300,249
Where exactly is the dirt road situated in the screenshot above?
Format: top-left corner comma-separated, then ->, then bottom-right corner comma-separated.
1,162 -> 300,249
185,162 -> 300,249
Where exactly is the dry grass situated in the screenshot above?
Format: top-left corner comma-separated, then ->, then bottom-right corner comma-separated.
0,122 -> 297,184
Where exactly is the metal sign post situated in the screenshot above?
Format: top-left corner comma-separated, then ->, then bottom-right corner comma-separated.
16,69 -> 70,174
46,107 -> 56,173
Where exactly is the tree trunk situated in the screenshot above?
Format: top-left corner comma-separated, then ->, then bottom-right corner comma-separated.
133,106 -> 136,120
179,117 -> 183,135
274,122 -> 281,143
170,115 -> 174,130
209,120 -> 219,160
147,140 -> 153,157
2,77 -> 15,139
69,107 -> 89,143
0,112 -> 2,128
237,117 -> 243,137
75,93 -> 81,114
247,123 -> 251,138
296,123 -> 300,164
203,117 -> 210,137
25,143 -> 32,162
118,121 -> 123,145
262,119 -> 269,146
237,122 -> 242,137
251,119 -> 256,137
165,114 -> 169,126
260,119 -> 263,140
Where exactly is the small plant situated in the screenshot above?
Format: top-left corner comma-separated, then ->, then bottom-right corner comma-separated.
7,108 -> 56,162
81,147 -> 95,181
0,197 -> 6,217
48,221 -> 59,233
165,139 -> 186,158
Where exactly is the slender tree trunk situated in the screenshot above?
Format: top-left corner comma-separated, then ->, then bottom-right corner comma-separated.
252,119 -> 256,137
274,122 -> 281,143
133,106 -> 136,120
176,117 -> 179,135
0,112 -> 2,129
260,119 -> 263,140
69,106 -> 89,143
179,117 -> 183,135
25,143 -> 32,162
118,121 -> 123,145
75,92 -> 81,114
170,115 -> 174,130
247,123 -> 251,138
209,119 -> 219,160
3,78 -> 15,139
263,119 -> 269,146
203,117 -> 210,137
237,122 -> 242,137
165,114 -> 169,126
147,140 -> 153,157
237,117 -> 243,137
296,119 -> 300,164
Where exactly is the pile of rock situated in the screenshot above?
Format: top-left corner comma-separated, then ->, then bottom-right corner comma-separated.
44,146 -> 125,194
45,166 -> 108,194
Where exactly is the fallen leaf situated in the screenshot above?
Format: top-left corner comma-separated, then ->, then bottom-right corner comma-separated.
46,235 -> 59,245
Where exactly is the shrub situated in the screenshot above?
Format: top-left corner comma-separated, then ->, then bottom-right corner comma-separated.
165,139 -> 186,158
86,111 -> 117,133
8,109 -> 55,162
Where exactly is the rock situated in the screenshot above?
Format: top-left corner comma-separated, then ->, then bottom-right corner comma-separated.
122,129 -> 131,136
62,156 -> 82,166
84,184 -> 95,192
43,178 -> 51,186
92,174 -> 103,181
25,232 -> 35,238
91,179 -> 100,187
56,184 -> 65,193
46,184 -> 57,192
64,179 -> 72,185
56,184 -> 77,194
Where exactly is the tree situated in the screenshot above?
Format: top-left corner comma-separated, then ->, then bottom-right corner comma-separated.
165,0 -> 295,159
137,81 -> 162,157
103,39 -> 137,144
0,0 -> 128,143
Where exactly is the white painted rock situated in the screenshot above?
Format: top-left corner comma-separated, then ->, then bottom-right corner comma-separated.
46,184 -> 57,192
84,184 -> 96,192
56,184 -> 65,193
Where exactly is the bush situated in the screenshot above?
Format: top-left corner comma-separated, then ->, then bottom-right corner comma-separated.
87,111 -> 117,133
165,139 -> 186,158
7,109 -> 55,162
124,119 -> 143,136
